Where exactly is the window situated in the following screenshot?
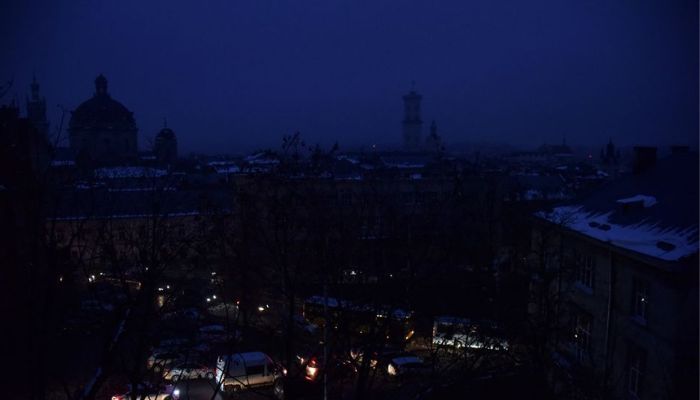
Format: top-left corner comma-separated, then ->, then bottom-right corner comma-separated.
246,365 -> 265,375
572,312 -> 592,363
575,252 -> 595,291
627,344 -> 646,398
632,278 -> 649,323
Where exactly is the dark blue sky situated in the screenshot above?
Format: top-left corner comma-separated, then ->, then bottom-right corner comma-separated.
2,0 -> 698,154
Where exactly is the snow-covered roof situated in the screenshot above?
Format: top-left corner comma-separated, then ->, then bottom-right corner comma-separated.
94,166 -> 168,179
616,194 -> 657,208
536,152 -> 699,263
213,165 -> 241,174
538,205 -> 697,261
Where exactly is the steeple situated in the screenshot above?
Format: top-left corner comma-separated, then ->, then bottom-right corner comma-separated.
426,119 -> 443,153
26,74 -> 48,137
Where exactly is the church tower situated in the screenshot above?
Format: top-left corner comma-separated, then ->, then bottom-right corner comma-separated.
26,75 -> 49,138
402,85 -> 422,150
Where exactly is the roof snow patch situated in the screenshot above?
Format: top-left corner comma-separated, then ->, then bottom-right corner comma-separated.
617,195 -> 657,208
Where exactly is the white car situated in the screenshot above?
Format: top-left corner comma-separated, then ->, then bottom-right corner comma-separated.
387,354 -> 424,376
216,352 -> 285,392
163,363 -> 215,382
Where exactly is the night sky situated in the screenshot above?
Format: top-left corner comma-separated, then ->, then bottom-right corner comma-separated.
2,0 -> 698,154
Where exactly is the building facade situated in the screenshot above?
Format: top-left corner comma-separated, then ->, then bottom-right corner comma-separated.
530,149 -> 699,399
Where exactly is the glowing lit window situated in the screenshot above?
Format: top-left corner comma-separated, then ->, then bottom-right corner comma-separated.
632,278 -> 649,323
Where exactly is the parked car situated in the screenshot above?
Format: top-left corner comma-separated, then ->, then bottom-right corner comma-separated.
386,353 -> 425,376
215,352 -> 285,393
297,353 -> 356,383
163,362 -> 215,382
349,346 -> 401,370
111,383 -> 180,400
147,351 -> 183,373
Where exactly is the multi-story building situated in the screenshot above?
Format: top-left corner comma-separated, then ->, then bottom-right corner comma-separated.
530,147 -> 698,399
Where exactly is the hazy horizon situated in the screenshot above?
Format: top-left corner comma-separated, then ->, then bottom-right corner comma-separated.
3,0 -> 698,154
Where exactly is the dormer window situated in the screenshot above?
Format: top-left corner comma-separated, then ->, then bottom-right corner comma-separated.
616,195 -> 657,212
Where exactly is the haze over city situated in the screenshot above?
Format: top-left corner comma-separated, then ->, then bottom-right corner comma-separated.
1,2 -> 698,400
2,0 -> 697,153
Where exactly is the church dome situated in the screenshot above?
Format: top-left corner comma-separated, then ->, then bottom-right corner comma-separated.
69,75 -> 136,131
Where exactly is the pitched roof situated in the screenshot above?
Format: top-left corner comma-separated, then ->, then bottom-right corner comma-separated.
537,152 -> 699,262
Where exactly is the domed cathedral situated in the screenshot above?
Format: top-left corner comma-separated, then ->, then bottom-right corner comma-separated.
153,119 -> 178,166
68,75 -> 138,164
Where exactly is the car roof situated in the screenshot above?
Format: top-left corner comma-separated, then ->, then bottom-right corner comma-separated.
223,352 -> 270,364
391,356 -> 423,365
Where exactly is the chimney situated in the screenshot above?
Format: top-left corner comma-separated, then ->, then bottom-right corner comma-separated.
670,145 -> 689,155
632,146 -> 657,174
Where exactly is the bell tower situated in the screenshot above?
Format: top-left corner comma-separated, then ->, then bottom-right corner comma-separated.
402,83 -> 422,150
26,74 -> 49,138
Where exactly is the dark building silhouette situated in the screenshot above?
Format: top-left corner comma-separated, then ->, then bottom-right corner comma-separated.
600,138 -> 620,165
0,103 -> 52,400
68,74 -> 138,164
26,75 -> 49,139
153,120 -> 178,166
425,119 -> 443,152
402,86 -> 422,150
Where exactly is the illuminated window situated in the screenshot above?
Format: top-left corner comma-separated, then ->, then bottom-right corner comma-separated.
632,278 -> 649,323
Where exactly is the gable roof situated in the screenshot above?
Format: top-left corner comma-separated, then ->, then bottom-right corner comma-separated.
536,152 -> 699,262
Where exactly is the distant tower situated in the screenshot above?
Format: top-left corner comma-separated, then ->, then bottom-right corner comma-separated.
154,118 -> 178,166
402,84 -> 422,150
601,138 -> 619,165
425,119 -> 442,152
26,75 -> 49,138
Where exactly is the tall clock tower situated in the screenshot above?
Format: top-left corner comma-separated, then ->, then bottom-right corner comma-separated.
402,85 -> 422,150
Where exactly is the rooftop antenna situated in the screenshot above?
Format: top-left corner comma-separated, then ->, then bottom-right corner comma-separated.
411,80 -> 416,91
